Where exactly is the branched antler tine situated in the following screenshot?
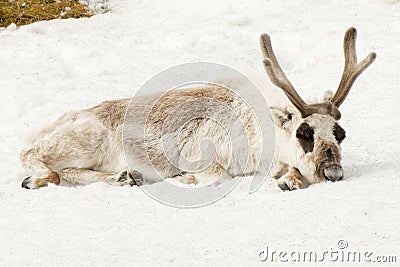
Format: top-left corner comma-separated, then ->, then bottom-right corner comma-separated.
336,52 -> 376,106
345,27 -> 358,65
260,34 -> 308,116
262,59 -> 307,113
260,34 -> 285,74
333,28 -> 358,102
331,27 -> 377,107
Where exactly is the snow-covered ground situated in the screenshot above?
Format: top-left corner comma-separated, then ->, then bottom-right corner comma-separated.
1,0 -> 399,266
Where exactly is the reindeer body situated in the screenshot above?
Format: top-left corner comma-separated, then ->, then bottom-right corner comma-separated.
21,86 -> 263,188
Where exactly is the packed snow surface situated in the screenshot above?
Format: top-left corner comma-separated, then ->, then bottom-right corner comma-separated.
0,0 -> 399,266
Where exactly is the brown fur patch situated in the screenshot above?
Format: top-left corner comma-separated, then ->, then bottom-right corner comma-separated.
34,171 -> 60,188
89,99 -> 130,130
146,86 -> 236,127
311,140 -> 342,182
286,167 -> 303,189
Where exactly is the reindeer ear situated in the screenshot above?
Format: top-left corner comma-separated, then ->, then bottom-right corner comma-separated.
323,90 -> 334,102
270,106 -> 294,130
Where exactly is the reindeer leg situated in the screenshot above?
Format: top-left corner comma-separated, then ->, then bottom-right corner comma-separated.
21,148 -> 143,188
270,160 -> 289,179
277,167 -> 303,191
20,148 -> 60,189
60,168 -> 143,186
174,163 -> 232,186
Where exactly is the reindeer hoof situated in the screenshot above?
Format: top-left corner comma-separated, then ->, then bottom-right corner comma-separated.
21,176 -> 38,189
21,177 -> 31,189
277,168 -> 303,191
116,170 -> 143,186
278,182 -> 299,191
278,182 -> 291,191
277,177 -> 301,191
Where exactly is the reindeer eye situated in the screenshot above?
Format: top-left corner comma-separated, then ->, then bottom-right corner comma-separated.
288,114 -> 292,120
333,123 -> 346,143
296,123 -> 314,153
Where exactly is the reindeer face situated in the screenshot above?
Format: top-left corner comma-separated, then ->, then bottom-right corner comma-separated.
297,114 -> 346,183
261,27 -> 375,188
271,106 -> 346,184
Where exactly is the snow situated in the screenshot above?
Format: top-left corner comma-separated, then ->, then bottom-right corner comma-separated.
0,0 -> 399,266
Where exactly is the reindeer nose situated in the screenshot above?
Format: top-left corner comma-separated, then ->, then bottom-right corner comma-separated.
323,165 -> 343,181
326,148 -> 333,161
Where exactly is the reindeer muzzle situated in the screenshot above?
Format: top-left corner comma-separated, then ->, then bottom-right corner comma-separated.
322,164 -> 343,182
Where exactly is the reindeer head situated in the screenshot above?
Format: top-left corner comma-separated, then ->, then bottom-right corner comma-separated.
260,28 -> 376,184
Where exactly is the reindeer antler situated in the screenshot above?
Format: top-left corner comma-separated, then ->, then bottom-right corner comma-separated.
260,33 -> 341,119
331,27 -> 377,107
260,34 -> 308,116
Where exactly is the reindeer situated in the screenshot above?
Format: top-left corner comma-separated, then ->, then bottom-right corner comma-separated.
20,27 -> 375,190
